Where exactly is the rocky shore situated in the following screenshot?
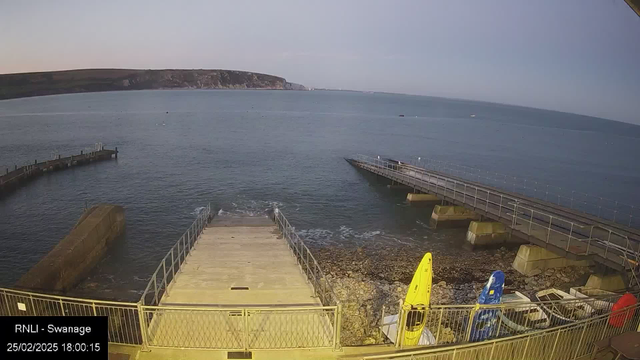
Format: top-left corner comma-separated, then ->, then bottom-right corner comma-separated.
312,244 -> 594,345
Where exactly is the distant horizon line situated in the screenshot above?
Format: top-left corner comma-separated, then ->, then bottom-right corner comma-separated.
0,66 -> 636,127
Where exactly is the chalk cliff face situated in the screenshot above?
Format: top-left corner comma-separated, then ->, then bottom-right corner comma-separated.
0,69 -> 304,100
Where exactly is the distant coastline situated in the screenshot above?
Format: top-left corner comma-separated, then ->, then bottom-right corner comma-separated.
0,68 -> 308,100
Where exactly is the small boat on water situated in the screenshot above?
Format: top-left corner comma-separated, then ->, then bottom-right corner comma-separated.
570,286 -> 616,312
498,291 -> 550,333
535,288 -> 595,324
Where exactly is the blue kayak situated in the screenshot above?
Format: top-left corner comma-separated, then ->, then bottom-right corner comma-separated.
468,270 -> 505,342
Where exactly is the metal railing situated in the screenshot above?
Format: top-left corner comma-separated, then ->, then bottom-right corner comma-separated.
1,204 -> 342,351
368,301 -> 640,359
384,292 -> 633,349
140,203 -> 212,306
272,207 -> 341,308
352,155 -> 640,273
0,287 -> 142,345
140,304 -> 339,350
404,155 -> 637,228
272,207 -> 343,349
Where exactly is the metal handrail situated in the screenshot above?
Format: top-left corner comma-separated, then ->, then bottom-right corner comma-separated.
140,203 -> 212,306
272,207 -> 340,308
409,155 -> 636,228
0,287 -> 138,306
382,291 -> 635,348
353,155 -> 640,268
1,287 -> 142,345
367,301 -> 640,359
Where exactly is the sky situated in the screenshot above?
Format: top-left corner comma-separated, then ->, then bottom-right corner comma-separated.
1,0 -> 639,124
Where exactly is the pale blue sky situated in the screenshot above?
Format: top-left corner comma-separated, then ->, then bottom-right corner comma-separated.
1,0 -> 639,124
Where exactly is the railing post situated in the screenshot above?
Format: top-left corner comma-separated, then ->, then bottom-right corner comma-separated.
153,276 -> 158,305
434,308 -> 444,344
498,194 -> 503,218
546,216 -> 553,243
463,184 -> 467,203
171,249 -> 175,279
162,261 -> 169,297
453,180 -> 457,201
394,300 -> 405,348
485,191 -> 489,212
528,211 -> 534,235
573,321 -> 589,359
243,309 -> 249,352
548,330 -> 561,358
566,223 -> 574,251
586,226 -> 594,255
520,335 -> 531,360
137,302 -> 150,351
488,341 -> 497,360
474,188 -> 478,207
59,299 -> 65,316
465,304 -> 479,342
333,304 -> 342,351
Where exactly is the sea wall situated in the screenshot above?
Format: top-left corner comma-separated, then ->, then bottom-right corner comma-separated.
16,204 -> 125,292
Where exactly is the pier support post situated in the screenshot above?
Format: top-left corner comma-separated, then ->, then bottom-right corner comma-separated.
406,193 -> 440,203
512,244 -> 591,276
115,147 -> 118,159
430,205 -> 480,228
466,221 -> 513,247
585,273 -> 626,292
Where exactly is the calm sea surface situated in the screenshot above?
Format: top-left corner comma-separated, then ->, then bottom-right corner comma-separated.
1,90 -> 639,300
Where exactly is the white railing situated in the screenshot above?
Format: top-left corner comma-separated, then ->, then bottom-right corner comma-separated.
367,301 -> 640,360
384,292 -> 634,349
405,156 -> 637,228
352,155 -> 639,273
140,204 -> 211,306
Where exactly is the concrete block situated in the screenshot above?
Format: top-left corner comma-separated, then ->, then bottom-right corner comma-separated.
512,244 -> 591,276
466,221 -> 510,246
406,193 -> 439,202
430,205 -> 480,228
16,204 -> 125,292
585,274 -> 626,292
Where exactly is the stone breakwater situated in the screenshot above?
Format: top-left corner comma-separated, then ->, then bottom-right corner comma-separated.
314,245 -> 594,345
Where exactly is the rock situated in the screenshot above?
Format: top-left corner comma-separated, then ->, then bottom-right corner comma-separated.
467,292 -> 477,299
363,337 -> 377,345
438,281 -> 447,287
528,268 -> 542,276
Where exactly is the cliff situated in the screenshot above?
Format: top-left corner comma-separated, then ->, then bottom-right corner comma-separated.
0,69 -> 305,100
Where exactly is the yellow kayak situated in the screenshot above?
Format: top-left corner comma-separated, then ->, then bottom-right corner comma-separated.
402,252 -> 432,346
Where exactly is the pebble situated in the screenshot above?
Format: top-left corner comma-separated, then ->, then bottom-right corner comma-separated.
314,245 -> 592,346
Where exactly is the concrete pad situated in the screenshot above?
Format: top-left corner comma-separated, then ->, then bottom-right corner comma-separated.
161,222 -> 317,306
512,244 -> 592,276
585,273 -> 626,292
